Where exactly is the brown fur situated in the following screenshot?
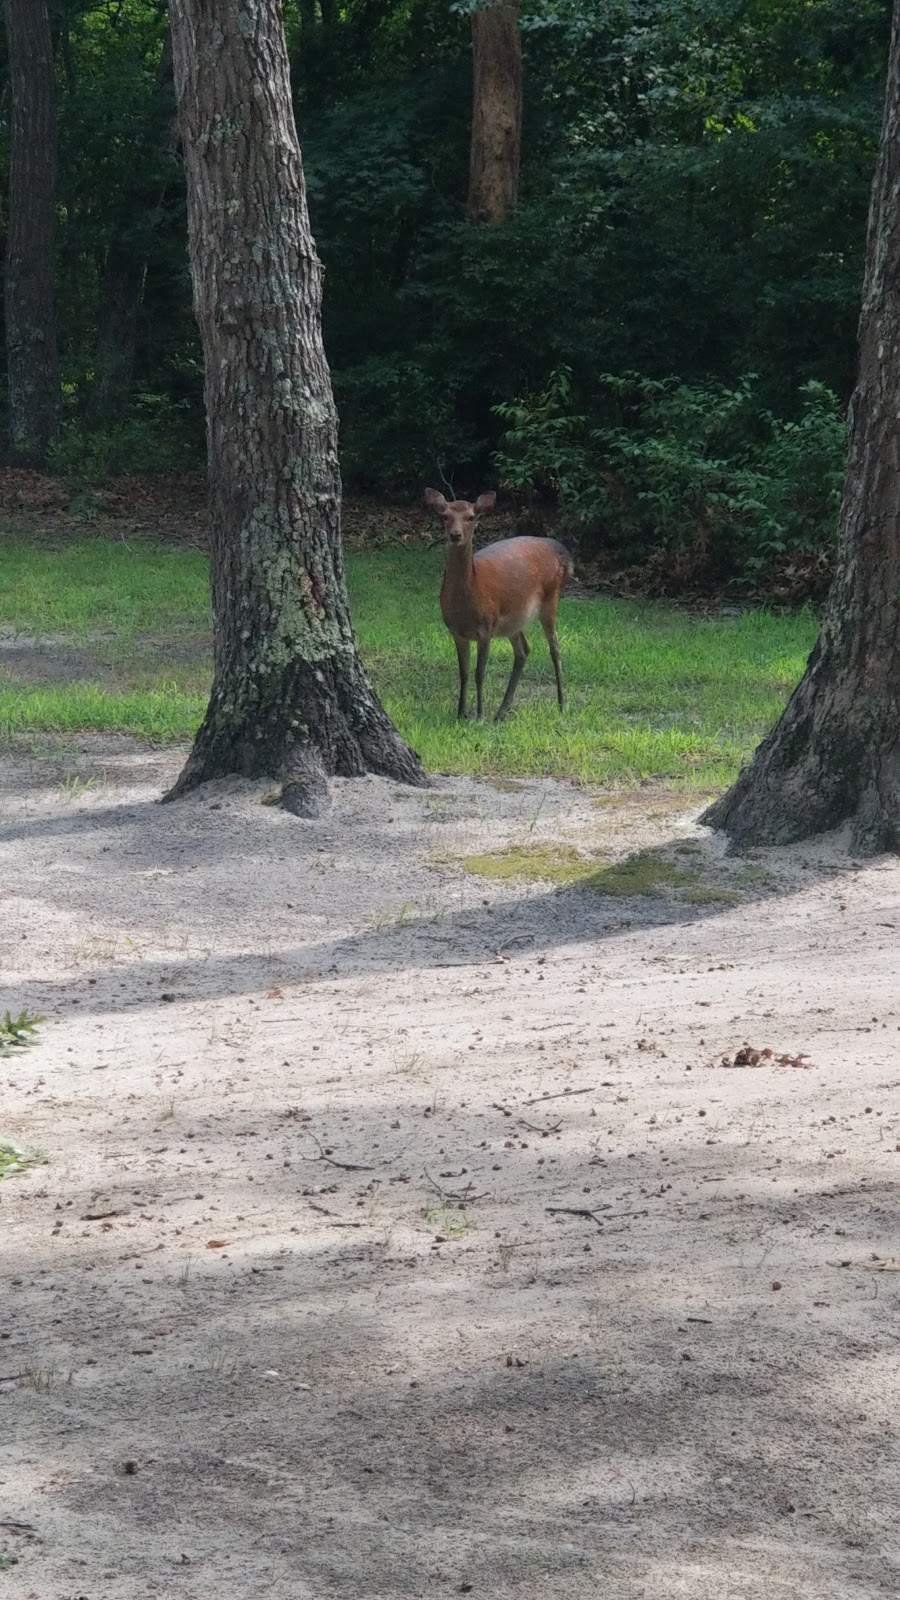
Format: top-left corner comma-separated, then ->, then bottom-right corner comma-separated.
424,489 -> 573,720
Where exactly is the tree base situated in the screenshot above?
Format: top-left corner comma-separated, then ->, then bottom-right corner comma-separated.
701,678 -> 900,857
163,654 -> 427,815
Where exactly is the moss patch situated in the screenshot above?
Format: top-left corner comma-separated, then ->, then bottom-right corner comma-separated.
735,863 -> 775,885
457,845 -> 602,885
580,850 -> 739,902
457,844 -> 742,904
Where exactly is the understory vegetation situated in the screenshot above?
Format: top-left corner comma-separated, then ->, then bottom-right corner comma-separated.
0,537 -> 817,789
0,0 -> 888,593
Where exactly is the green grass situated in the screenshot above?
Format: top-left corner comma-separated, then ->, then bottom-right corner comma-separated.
0,537 -> 819,789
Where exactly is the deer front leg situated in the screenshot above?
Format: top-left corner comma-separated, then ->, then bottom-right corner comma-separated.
454,637 -> 471,720
495,632 -> 530,721
475,635 -> 492,720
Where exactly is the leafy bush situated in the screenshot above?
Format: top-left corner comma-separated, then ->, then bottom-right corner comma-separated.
494,369 -> 847,586
48,393 -> 204,484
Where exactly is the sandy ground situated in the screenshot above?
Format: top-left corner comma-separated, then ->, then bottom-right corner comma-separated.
2,736 -> 900,1600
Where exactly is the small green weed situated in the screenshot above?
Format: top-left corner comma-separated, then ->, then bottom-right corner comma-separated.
59,773 -> 97,800
425,1204 -> 476,1238
0,1008 -> 44,1055
369,900 -> 417,931
0,1141 -> 49,1179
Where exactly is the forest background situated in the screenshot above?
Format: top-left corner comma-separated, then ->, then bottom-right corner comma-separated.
2,0 -> 889,599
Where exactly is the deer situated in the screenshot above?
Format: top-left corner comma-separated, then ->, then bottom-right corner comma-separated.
424,488 -> 574,721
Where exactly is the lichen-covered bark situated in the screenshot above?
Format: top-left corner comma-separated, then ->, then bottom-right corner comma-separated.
5,0 -> 60,460
703,4 -> 900,857
467,0 -> 522,224
166,0 -> 424,809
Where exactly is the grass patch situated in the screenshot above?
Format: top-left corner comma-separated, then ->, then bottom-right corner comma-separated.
458,844 -> 742,904
459,844 -> 603,884
0,536 -> 819,787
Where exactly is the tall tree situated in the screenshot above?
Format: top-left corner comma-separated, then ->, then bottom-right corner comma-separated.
5,0 -> 60,459
166,0 -> 424,814
467,0 -> 522,223
703,0 -> 900,856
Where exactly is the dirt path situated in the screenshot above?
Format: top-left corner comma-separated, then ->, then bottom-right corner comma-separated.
1,737 -> 899,1599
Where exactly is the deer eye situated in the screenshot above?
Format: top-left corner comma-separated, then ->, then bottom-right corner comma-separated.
467,513 -> 475,521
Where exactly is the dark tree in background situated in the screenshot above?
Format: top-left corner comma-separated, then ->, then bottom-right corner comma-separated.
166,0 -> 425,814
703,0 -> 900,855
89,31 -> 177,428
467,0 -> 522,223
5,0 -> 60,460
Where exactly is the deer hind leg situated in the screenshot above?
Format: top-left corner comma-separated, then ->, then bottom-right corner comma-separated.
454,637 -> 471,720
495,632 -> 530,721
474,634 -> 493,720
540,599 -> 565,710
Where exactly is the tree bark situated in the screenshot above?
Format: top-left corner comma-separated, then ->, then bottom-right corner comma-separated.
166,0 -> 425,812
467,0 -> 522,224
5,0 -> 60,460
702,1 -> 900,857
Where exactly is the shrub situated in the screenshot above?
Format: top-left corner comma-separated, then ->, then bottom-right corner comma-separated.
48,393 -> 203,484
493,369 -> 847,588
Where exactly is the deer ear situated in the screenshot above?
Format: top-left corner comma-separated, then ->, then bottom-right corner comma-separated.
424,488 -> 447,511
474,491 -> 496,515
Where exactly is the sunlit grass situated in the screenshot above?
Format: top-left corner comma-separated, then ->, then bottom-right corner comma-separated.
0,537 -> 818,789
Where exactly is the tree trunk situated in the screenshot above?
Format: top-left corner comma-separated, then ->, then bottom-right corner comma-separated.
467,0 -> 522,224
5,0 -> 60,460
166,0 -> 425,813
90,243 -> 145,426
702,2 -> 900,857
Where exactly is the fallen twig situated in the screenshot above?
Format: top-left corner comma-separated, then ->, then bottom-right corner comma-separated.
829,1260 -> 900,1272
423,1168 -> 484,1204
546,1205 -> 649,1226
524,1087 -> 595,1106
303,1133 -> 375,1172
518,1117 -> 563,1136
546,1205 -> 611,1226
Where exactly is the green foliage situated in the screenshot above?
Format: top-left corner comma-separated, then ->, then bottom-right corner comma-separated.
0,0 -> 890,577
494,369 -> 847,582
48,394 -> 203,483
493,368 -> 594,508
0,1141 -> 49,1179
0,1009 -> 44,1056
297,0 -> 886,498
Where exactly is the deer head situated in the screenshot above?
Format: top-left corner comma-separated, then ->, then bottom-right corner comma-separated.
424,489 -> 497,546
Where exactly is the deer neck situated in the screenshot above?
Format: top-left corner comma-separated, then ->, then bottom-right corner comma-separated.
440,541 -> 483,632
443,541 -> 476,589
